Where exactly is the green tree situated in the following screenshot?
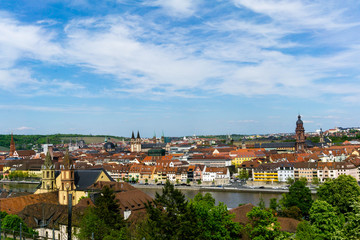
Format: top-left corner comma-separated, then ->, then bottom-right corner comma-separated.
281,180 -> 313,217
341,201 -> 360,239
246,207 -> 281,240
295,221 -> 317,240
186,179 -> 190,184
311,177 -> 320,185
281,206 -> 302,220
197,179 -> 201,185
179,193 -> 241,240
286,177 -> 295,185
78,186 -> 125,240
239,168 -> 249,180
258,196 -> 266,210
299,177 -> 308,185
140,180 -> 188,239
269,198 -> 280,212
309,200 -> 343,239
1,214 -> 37,235
145,178 -> 148,184
317,175 -> 360,214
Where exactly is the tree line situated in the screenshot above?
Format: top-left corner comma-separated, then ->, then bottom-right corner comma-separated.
0,134 -> 122,150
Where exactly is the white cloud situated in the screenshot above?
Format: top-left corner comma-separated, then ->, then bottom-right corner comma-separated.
1,2 -> 360,102
16,126 -> 35,131
233,0 -> 359,30
146,0 -> 199,17
0,104 -> 107,113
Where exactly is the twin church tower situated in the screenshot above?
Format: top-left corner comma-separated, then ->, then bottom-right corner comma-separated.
36,149 -> 77,206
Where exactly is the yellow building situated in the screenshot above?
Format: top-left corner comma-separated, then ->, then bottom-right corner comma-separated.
35,150 -> 113,205
252,163 -> 279,182
231,150 -> 257,167
253,172 -> 278,182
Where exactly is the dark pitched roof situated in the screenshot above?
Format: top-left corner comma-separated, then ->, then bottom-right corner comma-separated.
74,169 -> 114,190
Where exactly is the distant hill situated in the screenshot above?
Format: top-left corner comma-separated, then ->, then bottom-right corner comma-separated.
0,146 -> 9,152
0,134 -> 126,150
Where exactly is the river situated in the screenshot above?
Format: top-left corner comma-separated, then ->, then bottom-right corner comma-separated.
0,182 -> 283,209
138,188 -> 282,209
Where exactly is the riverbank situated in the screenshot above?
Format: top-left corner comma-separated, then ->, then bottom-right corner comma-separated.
0,179 -> 40,184
133,184 -> 318,194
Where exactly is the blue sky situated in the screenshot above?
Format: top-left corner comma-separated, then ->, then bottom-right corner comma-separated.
1,0 -> 360,137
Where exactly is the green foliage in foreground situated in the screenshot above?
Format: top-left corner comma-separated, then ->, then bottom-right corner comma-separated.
246,207 -> 281,240
77,186 -> 126,240
1,214 -> 37,235
317,174 -> 360,214
281,180 -> 313,217
296,199 -> 360,240
136,181 -> 241,240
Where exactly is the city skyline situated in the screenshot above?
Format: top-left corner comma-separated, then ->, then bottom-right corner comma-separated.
1,0 -> 360,137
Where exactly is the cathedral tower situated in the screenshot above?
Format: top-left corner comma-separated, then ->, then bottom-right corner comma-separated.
130,131 -> 142,152
59,150 -> 75,205
295,115 -> 306,152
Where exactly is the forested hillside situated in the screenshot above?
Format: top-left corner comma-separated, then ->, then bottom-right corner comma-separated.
0,134 -> 124,150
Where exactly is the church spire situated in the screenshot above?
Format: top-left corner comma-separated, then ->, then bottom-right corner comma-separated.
131,131 -> 135,139
44,151 -> 53,168
9,132 -> 16,156
63,150 -> 73,169
137,131 -> 140,139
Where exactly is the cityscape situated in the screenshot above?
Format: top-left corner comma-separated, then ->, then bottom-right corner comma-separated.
1,0 -> 360,240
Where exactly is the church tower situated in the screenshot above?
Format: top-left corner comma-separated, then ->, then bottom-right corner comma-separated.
130,131 -> 136,152
135,131 -> 142,152
59,150 -> 75,205
130,131 -> 142,153
295,115 -> 306,152
9,133 -> 16,157
39,151 -> 56,193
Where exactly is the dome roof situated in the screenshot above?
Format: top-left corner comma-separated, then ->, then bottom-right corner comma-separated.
104,142 -> 115,149
296,115 -> 303,124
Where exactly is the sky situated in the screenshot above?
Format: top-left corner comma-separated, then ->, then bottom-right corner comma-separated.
1,0 -> 360,137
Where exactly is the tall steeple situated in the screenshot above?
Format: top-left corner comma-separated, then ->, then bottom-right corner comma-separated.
9,133 -> 16,156
295,115 -> 306,152
62,150 -> 74,170
44,151 -> 53,168
137,131 -> 140,139
39,151 -> 56,193
131,131 -> 135,139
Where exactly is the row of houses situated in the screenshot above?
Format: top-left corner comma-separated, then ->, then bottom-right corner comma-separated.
103,163 -> 230,185
252,161 -> 360,183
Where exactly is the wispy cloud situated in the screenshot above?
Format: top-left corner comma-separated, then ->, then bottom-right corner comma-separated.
16,126 -> 35,131
229,120 -> 258,124
1,1 -> 360,103
146,0 -> 200,17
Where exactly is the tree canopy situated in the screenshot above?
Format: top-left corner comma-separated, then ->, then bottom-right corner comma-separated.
1,214 -> 36,235
246,207 -> 281,240
309,200 -> 343,239
281,180 -> 313,217
78,186 -> 126,240
138,181 -> 241,240
317,174 -> 360,214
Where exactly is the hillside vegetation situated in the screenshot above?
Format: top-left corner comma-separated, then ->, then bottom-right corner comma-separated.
0,134 -> 125,150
